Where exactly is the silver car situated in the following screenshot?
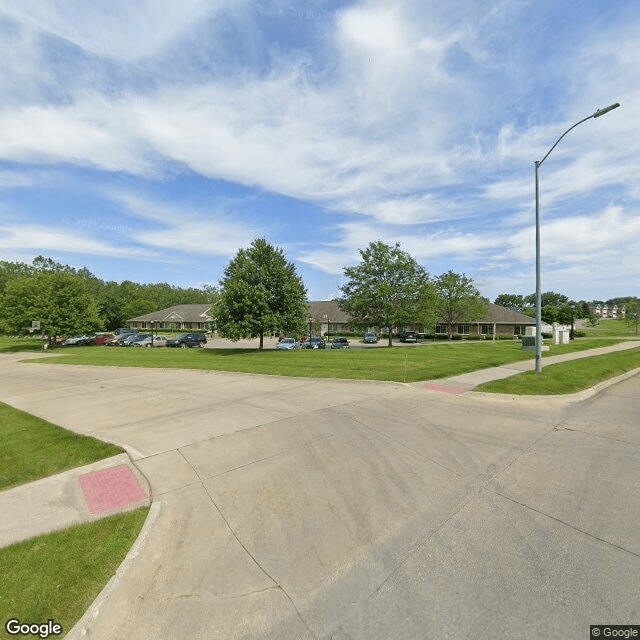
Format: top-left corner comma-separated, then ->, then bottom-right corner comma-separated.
134,335 -> 168,347
276,337 -> 301,350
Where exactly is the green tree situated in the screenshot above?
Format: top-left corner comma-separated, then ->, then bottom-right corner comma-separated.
524,291 -> 569,308
339,241 -> 428,347
0,260 -> 35,298
625,300 -> 640,336
0,271 -> 102,344
541,304 -> 558,325
493,294 -> 525,311
434,271 -> 489,339
587,313 -> 599,328
213,239 -> 307,350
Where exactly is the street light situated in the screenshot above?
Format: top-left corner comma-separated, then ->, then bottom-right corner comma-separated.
534,102 -> 620,373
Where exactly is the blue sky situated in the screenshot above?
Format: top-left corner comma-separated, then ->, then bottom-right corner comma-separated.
0,0 -> 637,302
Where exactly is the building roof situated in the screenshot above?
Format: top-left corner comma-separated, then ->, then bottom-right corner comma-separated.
128,301 -> 535,327
307,300 -> 535,326
477,303 -> 536,325
128,304 -> 212,324
308,300 -> 351,323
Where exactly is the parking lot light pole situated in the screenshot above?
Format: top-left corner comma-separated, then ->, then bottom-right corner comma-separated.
534,102 -> 620,373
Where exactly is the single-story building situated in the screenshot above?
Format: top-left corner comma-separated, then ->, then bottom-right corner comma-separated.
434,303 -> 537,337
129,300 -> 537,336
128,304 -> 212,331
307,300 -> 536,336
307,300 -> 353,335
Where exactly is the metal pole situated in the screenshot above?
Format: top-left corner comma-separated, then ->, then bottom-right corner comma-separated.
533,102 -> 619,374
535,160 -> 542,373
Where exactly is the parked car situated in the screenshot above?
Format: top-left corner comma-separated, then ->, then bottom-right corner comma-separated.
114,328 -> 138,336
399,331 -> 417,343
330,337 -> 350,349
301,336 -> 326,349
62,335 -> 91,346
121,333 -> 143,346
134,335 -> 168,347
76,335 -> 97,346
94,333 -> 115,345
363,333 -> 379,343
276,337 -> 301,350
166,333 -> 207,348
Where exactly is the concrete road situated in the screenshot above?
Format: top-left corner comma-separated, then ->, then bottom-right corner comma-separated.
1,353 -> 638,639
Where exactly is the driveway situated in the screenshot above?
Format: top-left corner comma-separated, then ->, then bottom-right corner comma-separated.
1,353 -> 638,639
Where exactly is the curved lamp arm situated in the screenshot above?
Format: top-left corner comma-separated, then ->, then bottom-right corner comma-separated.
537,103 -> 620,168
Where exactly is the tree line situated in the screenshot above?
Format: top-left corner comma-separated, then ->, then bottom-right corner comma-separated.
0,242 -> 493,349
0,256 -> 215,344
212,239 -> 490,349
8,242 -> 629,349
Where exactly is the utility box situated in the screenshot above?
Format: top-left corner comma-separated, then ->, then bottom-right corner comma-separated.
521,336 -> 536,352
555,328 -> 570,344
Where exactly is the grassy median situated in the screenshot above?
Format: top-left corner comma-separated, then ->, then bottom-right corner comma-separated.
0,402 -> 148,638
0,507 -> 149,639
22,338 -> 624,383
475,347 -> 640,395
0,402 -> 123,491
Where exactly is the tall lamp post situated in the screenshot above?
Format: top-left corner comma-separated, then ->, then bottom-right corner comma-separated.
534,102 -> 620,373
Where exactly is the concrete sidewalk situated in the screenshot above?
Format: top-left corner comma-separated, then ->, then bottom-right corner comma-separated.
0,453 -> 150,548
420,339 -> 640,392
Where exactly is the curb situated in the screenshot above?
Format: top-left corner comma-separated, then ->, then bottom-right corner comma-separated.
463,367 -> 640,405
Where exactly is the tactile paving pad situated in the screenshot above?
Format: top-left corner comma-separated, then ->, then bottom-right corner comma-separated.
79,465 -> 148,514
423,382 -> 465,394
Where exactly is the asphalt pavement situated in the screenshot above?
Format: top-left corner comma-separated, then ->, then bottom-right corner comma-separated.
0,342 -> 638,640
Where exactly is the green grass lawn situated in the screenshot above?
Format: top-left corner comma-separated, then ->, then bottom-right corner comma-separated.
581,318 -> 640,337
0,336 -> 45,353
0,401 -> 148,637
23,338 -> 624,383
476,347 -> 640,395
0,402 -> 123,491
0,508 -> 149,638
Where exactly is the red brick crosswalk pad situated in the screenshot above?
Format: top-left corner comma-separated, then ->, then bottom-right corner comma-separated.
79,465 -> 148,514
423,383 -> 465,394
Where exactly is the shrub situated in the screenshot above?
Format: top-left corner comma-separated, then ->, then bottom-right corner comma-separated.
542,332 -> 552,339
572,329 -> 586,338
466,334 -> 481,340
497,334 -> 515,340
451,334 -> 463,340
435,334 -> 449,340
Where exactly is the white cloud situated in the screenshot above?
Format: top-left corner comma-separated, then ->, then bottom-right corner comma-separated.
107,191 -> 261,257
0,0 -> 235,61
0,223 -> 155,259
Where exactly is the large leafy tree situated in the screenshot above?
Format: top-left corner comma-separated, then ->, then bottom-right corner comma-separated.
625,299 -> 640,336
434,271 -> 489,339
0,271 -> 103,343
493,293 -> 525,311
213,239 -> 307,350
339,241 -> 428,347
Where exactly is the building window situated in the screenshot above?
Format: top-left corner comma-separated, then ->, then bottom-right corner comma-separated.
481,324 -> 493,335
457,324 -> 470,335
436,324 -> 447,334
514,325 -> 526,335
